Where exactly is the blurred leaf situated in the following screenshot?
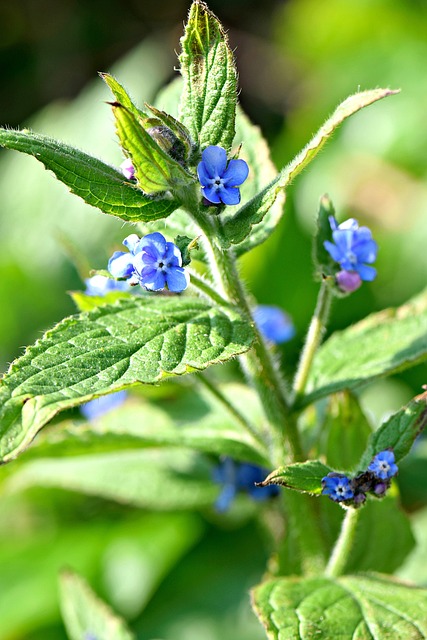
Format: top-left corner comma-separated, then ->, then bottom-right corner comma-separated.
0,128 -> 180,222
303,288 -> 427,406
60,570 -> 135,640
23,383 -> 268,465
7,449 -> 218,509
359,391 -> 427,468
252,573 -> 427,639
319,391 -> 372,471
111,103 -> 192,193
0,297 -> 254,463
70,291 -> 135,312
223,88 -> 398,247
259,460 -> 332,494
179,0 -> 237,152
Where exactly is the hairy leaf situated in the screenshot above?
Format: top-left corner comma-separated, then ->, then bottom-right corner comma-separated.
0,128 -> 180,222
111,103 -> 192,193
100,72 -> 147,119
179,0 -> 237,151
259,460 -> 332,495
60,570 -> 135,640
252,573 -> 427,639
303,287 -> 427,406
0,296 -> 254,462
223,88 -> 398,246
359,391 -> 427,469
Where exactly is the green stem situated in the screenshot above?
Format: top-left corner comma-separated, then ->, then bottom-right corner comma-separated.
195,213 -> 302,465
325,508 -> 360,578
196,373 -> 268,454
291,279 -> 333,408
188,269 -> 230,307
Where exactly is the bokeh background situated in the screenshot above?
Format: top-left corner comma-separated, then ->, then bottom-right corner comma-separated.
1,0 -> 427,638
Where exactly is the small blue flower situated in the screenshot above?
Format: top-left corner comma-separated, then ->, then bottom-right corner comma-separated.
197,146 -> 249,205
368,450 -> 398,480
213,458 -> 279,512
108,232 -> 189,293
84,275 -> 130,296
324,217 -> 378,282
81,390 -> 128,421
253,305 -> 295,344
321,473 -> 354,502
121,158 -> 135,180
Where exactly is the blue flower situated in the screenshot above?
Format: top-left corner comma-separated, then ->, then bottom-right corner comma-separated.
81,390 -> 128,421
108,232 -> 189,293
213,458 -> 279,512
253,305 -> 295,344
321,473 -> 354,502
324,217 -> 378,282
197,146 -> 249,205
368,450 -> 398,480
84,275 -> 131,296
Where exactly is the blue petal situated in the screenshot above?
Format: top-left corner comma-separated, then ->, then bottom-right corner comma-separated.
220,186 -> 241,205
338,218 -> 359,231
142,269 -> 167,291
222,159 -> 249,187
123,234 -> 140,254
323,240 -> 342,263
201,146 -> 227,177
202,185 -> 222,204
140,232 -> 167,257
353,238 -> 378,263
108,251 -> 134,279
81,390 -> 128,421
356,264 -> 377,281
164,242 -> 183,267
215,484 -> 237,512
197,161 -> 213,187
253,305 -> 295,344
166,266 -> 189,292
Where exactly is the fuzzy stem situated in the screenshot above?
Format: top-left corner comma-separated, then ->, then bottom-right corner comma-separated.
325,508 -> 360,578
291,279 -> 333,408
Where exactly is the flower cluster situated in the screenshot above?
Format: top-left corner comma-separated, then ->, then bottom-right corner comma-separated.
197,146 -> 249,205
324,216 -> 378,293
321,449 -> 398,506
108,232 -> 189,293
253,305 -> 295,344
84,274 -> 131,296
213,458 -> 279,512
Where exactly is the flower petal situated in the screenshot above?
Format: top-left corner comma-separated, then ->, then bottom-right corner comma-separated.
108,251 -> 134,279
164,242 -> 182,267
197,161 -> 213,186
201,146 -> 227,177
166,266 -> 189,292
220,186 -> 241,205
202,185 -> 222,204
356,264 -> 377,281
222,159 -> 249,187
139,232 -> 167,258
142,269 -> 167,291
123,234 -> 141,254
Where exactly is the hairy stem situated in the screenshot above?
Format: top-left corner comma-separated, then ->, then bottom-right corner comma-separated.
325,508 -> 360,578
291,279 -> 333,408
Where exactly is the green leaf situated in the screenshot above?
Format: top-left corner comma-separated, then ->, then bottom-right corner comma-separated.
100,72 -> 147,119
60,570 -> 135,640
252,573 -> 427,639
70,290 -> 134,312
0,296 -> 254,463
179,0 -> 237,152
22,383 -> 268,465
318,391 -> 372,472
111,103 -> 192,193
303,287 -> 427,406
0,128 -> 180,222
259,460 -> 332,495
223,88 -> 398,247
359,391 -> 427,469
8,449 -> 218,509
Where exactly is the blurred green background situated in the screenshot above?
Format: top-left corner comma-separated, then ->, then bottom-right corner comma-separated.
1,0 -> 427,638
